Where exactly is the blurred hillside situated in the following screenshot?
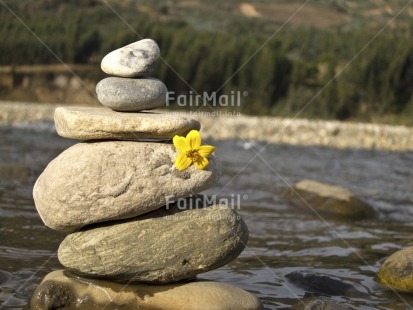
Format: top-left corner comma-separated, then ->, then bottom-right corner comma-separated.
1,0 -> 413,124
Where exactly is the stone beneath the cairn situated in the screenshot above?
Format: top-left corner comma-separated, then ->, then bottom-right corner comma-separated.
31,270 -> 263,310
54,107 -> 200,140
33,142 -> 221,232
101,38 -> 160,77
58,197 -> 248,283
96,77 -> 167,112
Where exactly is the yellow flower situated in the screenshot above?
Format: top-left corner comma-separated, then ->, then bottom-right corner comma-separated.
173,130 -> 215,171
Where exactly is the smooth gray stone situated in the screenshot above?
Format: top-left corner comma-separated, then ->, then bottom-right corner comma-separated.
54,106 -> 200,140
33,141 -> 221,231
96,77 -> 167,112
58,197 -> 248,284
101,38 -> 160,77
31,270 -> 262,310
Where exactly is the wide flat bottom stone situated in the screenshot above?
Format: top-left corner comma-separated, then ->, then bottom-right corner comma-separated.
54,106 -> 200,140
31,270 -> 263,310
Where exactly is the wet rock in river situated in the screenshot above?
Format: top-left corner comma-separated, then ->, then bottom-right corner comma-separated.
286,271 -> 367,298
284,179 -> 375,219
378,246 -> 413,292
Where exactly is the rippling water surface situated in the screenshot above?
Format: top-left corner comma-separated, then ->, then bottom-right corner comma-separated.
1,121 -> 413,309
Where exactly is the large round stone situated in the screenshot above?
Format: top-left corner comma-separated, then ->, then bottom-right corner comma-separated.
378,246 -> 413,292
96,77 -> 167,112
101,38 -> 160,77
31,270 -> 262,310
54,107 -> 200,140
33,141 -> 220,231
58,199 -> 248,283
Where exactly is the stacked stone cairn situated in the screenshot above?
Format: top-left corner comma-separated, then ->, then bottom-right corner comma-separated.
31,39 -> 262,310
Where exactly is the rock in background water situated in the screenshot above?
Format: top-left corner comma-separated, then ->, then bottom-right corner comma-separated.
378,246 -> 413,293
284,179 -> 374,219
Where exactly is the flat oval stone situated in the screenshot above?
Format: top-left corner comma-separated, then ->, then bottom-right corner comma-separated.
96,77 -> 167,111
58,199 -> 248,283
33,141 -> 221,231
378,246 -> 413,292
31,270 -> 262,310
101,38 -> 160,77
54,107 -> 200,140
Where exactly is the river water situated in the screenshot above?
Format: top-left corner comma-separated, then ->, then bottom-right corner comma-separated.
0,121 -> 413,309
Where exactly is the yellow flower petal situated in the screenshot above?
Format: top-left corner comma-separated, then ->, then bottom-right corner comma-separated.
198,145 -> 215,157
173,135 -> 190,153
172,130 -> 215,171
194,155 -> 209,170
186,130 -> 201,150
175,153 -> 193,170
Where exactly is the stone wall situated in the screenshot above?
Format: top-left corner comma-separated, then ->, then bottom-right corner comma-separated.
1,101 -> 413,152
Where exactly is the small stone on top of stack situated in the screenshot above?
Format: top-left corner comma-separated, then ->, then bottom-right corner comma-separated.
98,39 -> 166,112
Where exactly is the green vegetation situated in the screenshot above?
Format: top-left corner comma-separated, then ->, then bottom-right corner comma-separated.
1,0 -> 413,124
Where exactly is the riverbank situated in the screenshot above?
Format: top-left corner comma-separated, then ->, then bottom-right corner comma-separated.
1,101 -> 413,152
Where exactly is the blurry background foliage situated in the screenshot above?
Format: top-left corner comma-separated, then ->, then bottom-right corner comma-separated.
1,0 -> 413,124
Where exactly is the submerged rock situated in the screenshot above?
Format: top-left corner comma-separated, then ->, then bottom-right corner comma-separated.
286,271 -> 367,298
101,38 -> 160,77
291,297 -> 353,310
284,179 -> 374,219
31,270 -> 262,310
378,246 -> 413,292
33,141 -> 220,231
54,106 -> 200,140
58,197 -> 248,283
